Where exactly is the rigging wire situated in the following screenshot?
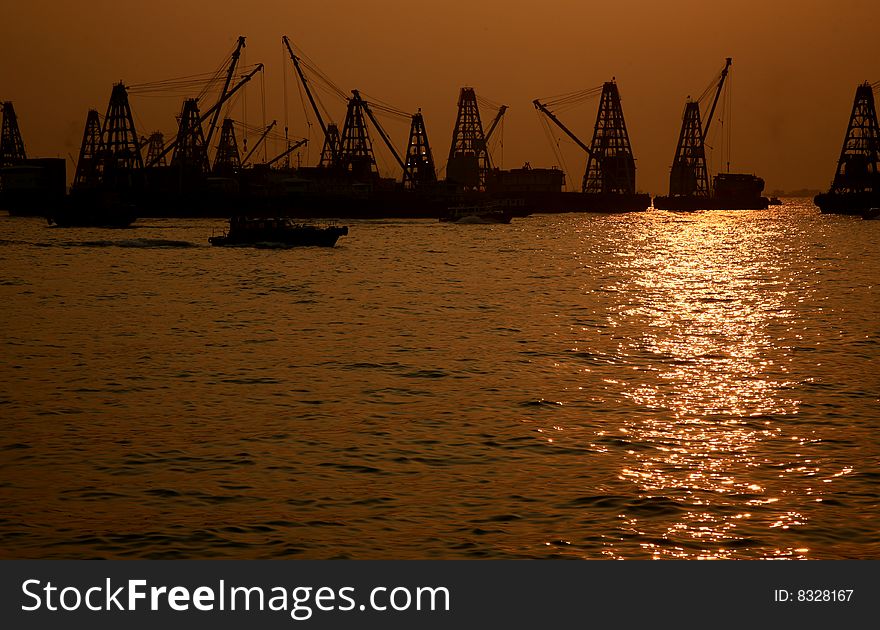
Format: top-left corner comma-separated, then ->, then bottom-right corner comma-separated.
282,41 -> 290,163
285,40 -> 315,164
497,115 -> 504,168
476,93 -> 503,110
727,67 -> 733,172
290,42 -> 348,100
196,50 -> 229,104
696,59 -> 729,106
364,112 -> 405,178
373,136 -> 395,179
126,41 -> 264,163
287,40 -> 348,125
130,109 -> 149,152
476,94 -> 503,114
487,113 -> 505,167
130,38 -> 239,114
233,119 -> 295,143
360,91 -> 411,119
241,47 -> 248,155
535,85 -> 603,113
128,71 -> 225,94
295,77 -> 312,164
260,68 -> 268,162
536,110 -> 572,190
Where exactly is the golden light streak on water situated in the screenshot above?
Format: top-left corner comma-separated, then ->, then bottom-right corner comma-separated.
601,211 -> 810,558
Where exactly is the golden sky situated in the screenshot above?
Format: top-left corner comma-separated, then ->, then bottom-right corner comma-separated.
2,0 -> 878,193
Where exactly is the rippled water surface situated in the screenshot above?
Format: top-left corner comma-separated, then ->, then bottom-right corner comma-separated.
1,201 -> 878,559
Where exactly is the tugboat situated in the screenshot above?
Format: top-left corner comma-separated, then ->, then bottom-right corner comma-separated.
208,216 -> 348,247
440,202 -> 512,224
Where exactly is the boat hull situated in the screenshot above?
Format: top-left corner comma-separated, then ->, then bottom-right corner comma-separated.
209,224 -> 348,248
814,191 -> 880,215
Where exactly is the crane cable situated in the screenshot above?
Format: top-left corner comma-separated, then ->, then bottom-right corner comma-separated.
696,59 -> 730,106
241,47 -> 248,155
536,109 -> 572,189
260,68 -> 268,162
288,40 -> 348,125
285,39 -> 314,164
282,42 -> 290,164
726,67 -> 733,172
536,85 -> 603,113
360,91 -> 411,119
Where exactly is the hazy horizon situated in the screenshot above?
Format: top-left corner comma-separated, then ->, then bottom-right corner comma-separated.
2,1 -> 878,193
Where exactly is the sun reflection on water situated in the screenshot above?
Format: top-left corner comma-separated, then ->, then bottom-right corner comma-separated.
601,211 -> 810,559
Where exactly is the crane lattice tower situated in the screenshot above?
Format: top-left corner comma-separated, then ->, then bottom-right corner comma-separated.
831,83 -> 880,194
320,123 -> 341,168
0,101 -> 27,167
669,101 -> 709,197
73,109 -> 102,187
145,132 -> 166,167
213,119 -> 241,175
98,83 -> 143,190
338,91 -> 376,179
583,82 -> 636,194
171,98 -> 210,175
446,87 -> 489,189
403,112 -> 436,189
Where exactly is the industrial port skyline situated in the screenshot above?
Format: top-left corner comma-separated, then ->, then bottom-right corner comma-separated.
2,1 -> 878,193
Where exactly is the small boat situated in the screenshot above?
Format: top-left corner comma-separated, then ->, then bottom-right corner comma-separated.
440,202 -> 512,224
768,196 -> 782,206
209,216 -> 349,247
862,208 -> 880,220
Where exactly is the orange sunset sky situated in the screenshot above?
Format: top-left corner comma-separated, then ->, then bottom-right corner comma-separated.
1,0 -> 878,193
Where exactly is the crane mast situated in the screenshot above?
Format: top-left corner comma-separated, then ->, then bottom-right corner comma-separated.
242,120 -> 277,165
266,138 -> 308,167
205,36 -> 246,150
484,105 -> 507,144
282,35 -> 338,164
359,94 -> 405,170
532,99 -> 596,159
702,57 -> 732,141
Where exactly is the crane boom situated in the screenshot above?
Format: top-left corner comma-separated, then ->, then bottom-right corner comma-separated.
702,57 -> 732,140
147,64 -> 264,167
484,105 -> 508,143
282,35 -> 338,164
205,36 -> 245,150
242,120 -> 277,165
358,92 -> 405,170
266,138 -> 308,166
533,99 -> 596,159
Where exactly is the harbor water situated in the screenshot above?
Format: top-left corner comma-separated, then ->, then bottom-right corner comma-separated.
0,200 -> 878,559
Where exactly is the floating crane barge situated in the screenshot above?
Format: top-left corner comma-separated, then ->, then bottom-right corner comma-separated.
814,81 -> 880,215
654,58 -> 769,211
531,81 -> 650,212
